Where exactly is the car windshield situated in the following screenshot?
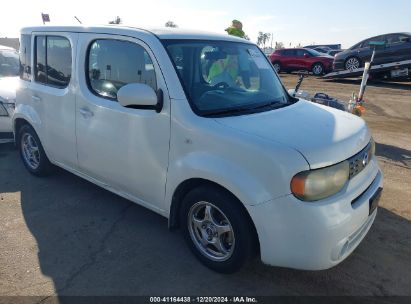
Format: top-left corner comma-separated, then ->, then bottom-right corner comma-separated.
306,49 -> 323,57
0,49 -> 19,77
163,40 -> 292,117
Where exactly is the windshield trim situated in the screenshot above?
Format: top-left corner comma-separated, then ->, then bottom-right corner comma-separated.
161,39 -> 296,118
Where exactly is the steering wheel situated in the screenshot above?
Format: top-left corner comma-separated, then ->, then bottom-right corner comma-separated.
213,82 -> 230,89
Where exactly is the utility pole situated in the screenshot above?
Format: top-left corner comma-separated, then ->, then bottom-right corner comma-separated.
270,33 -> 273,49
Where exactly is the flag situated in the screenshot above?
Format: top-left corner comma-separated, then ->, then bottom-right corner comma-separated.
41,13 -> 50,23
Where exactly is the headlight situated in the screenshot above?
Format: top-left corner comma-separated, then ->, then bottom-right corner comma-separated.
291,161 -> 349,201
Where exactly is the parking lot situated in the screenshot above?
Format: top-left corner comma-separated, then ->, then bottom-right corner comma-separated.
0,74 -> 410,297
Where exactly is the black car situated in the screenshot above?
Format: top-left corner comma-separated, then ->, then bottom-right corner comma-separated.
333,33 -> 411,71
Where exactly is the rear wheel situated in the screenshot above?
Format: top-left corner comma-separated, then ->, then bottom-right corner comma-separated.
272,62 -> 281,73
180,185 -> 256,273
18,124 -> 53,176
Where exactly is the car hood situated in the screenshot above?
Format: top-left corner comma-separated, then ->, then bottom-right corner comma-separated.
214,99 -> 370,169
0,77 -> 19,103
318,55 -> 334,60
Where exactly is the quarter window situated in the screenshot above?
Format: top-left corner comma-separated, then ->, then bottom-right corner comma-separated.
87,39 -> 157,100
19,34 -> 32,81
34,35 -> 72,88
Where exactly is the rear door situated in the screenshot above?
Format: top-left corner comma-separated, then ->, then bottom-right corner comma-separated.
385,34 -> 411,63
30,32 -> 78,169
281,49 -> 298,70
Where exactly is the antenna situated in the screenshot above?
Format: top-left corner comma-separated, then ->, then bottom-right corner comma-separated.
74,16 -> 82,24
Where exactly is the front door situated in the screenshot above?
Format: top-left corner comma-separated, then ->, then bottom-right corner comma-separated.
75,34 -> 171,211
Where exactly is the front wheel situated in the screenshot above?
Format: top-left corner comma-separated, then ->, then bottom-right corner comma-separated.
345,57 -> 361,71
312,63 -> 324,76
18,124 -> 53,176
180,185 -> 256,273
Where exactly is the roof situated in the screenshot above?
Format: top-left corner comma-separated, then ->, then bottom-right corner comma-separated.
20,25 -> 253,43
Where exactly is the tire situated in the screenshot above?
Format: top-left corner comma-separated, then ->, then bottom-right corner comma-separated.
18,124 -> 53,176
272,62 -> 281,73
345,57 -> 361,71
180,185 -> 256,273
311,63 -> 324,76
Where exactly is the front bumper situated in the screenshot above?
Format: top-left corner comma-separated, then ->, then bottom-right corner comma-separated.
333,59 -> 345,71
247,157 -> 383,270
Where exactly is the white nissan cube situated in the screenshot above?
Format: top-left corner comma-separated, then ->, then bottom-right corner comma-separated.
13,26 -> 383,273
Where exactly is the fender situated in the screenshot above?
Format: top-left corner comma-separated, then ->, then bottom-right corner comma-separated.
165,151 -> 280,215
12,104 -> 48,154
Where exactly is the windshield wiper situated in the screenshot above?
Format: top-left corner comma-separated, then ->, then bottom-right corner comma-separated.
203,106 -> 253,117
248,100 -> 291,111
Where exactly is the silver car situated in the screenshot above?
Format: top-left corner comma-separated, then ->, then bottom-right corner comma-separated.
0,46 -> 19,143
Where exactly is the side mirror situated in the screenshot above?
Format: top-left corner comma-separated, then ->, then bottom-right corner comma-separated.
304,53 -> 310,58
117,83 -> 163,113
400,37 -> 410,43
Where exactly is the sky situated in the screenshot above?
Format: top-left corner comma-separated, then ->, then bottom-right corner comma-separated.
1,0 -> 410,48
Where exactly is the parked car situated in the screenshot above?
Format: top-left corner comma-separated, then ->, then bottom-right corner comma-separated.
14,26 -> 383,273
327,49 -> 343,57
0,46 -> 19,142
305,44 -> 342,50
269,48 -> 334,75
333,32 -> 411,71
313,46 -> 332,54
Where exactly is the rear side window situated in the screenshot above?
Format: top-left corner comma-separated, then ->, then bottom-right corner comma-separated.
87,39 -> 157,100
34,35 -> 72,88
386,34 -> 410,45
35,36 -> 46,84
19,34 -> 32,81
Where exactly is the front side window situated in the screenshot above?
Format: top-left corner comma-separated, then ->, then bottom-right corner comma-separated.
87,39 -> 157,100
34,35 -> 72,88
0,49 -> 19,78
296,49 -> 308,57
19,34 -> 32,80
163,40 -> 291,117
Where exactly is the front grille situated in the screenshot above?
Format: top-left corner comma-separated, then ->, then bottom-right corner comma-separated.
348,142 -> 372,179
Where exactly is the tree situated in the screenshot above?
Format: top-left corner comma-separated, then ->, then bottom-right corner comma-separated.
275,42 -> 284,50
165,21 -> 178,28
109,16 -> 122,24
257,32 -> 271,48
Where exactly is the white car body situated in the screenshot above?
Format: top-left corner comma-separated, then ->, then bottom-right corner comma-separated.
13,26 -> 383,270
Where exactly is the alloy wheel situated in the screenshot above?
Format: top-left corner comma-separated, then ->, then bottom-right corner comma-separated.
313,64 -> 323,75
273,63 -> 280,73
21,133 -> 41,170
345,57 -> 360,70
188,201 -> 235,262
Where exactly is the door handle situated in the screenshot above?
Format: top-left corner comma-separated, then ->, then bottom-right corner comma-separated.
79,107 -> 94,118
32,95 -> 41,102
